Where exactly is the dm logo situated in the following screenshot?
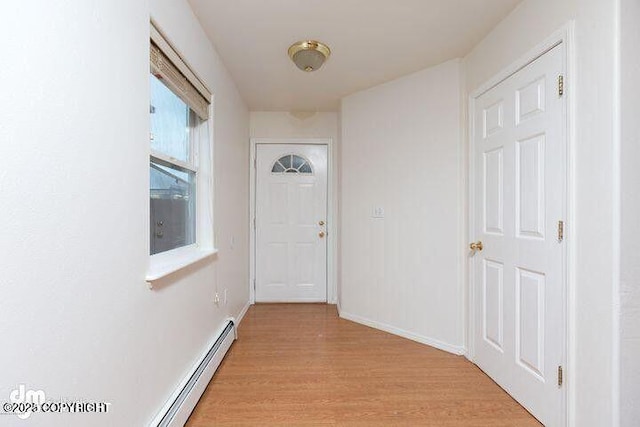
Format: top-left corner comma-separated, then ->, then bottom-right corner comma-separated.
9,384 -> 46,420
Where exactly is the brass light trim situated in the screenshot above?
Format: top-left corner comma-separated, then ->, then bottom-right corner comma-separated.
288,40 -> 331,72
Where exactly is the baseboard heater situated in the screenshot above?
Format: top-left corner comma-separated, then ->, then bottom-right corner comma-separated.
151,319 -> 236,427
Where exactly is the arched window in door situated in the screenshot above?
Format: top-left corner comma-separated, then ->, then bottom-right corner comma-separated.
271,154 -> 313,174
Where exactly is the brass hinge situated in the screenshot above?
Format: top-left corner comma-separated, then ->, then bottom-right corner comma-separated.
558,75 -> 564,97
557,220 -> 564,243
557,366 -> 564,387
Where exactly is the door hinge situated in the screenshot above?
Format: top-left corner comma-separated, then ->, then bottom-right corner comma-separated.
558,75 -> 564,97
557,365 -> 564,387
253,217 -> 256,229
557,220 -> 564,243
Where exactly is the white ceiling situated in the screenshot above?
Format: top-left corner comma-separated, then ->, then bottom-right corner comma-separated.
188,0 -> 521,112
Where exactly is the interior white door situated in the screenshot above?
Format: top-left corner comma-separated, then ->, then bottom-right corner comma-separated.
471,45 -> 566,426
255,144 -> 328,302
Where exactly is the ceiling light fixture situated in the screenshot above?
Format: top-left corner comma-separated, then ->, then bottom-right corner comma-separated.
288,40 -> 331,72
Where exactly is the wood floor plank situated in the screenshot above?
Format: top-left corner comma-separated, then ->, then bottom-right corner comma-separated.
186,304 -> 541,426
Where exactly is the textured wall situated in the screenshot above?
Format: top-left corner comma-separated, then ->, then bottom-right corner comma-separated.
0,0 -> 250,424
620,0 -> 640,424
339,59 -> 465,354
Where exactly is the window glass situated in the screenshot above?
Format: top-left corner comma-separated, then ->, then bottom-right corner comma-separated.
292,155 -> 305,169
149,159 -> 196,255
272,162 -> 285,173
298,163 -> 312,174
150,74 -> 192,163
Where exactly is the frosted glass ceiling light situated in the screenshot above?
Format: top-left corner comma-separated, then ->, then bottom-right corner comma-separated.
288,40 -> 331,72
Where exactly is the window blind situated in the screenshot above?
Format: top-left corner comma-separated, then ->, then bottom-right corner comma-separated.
150,26 -> 211,120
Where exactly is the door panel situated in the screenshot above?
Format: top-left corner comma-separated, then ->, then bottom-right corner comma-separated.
484,147 -> 504,235
256,144 -> 328,302
516,134 -> 545,239
483,259 -> 504,351
472,45 -> 566,426
516,267 -> 545,380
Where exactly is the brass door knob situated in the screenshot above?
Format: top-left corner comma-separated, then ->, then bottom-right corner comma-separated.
319,231 -> 326,238
469,241 -> 483,252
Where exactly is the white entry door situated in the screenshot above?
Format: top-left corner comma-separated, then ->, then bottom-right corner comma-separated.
255,144 -> 328,302
471,45 -> 566,426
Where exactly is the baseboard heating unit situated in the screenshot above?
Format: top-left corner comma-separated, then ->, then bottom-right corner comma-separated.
151,319 -> 236,427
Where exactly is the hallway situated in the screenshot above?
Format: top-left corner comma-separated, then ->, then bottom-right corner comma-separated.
187,304 -> 541,426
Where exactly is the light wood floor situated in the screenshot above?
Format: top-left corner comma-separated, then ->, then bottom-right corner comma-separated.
187,304 -> 541,426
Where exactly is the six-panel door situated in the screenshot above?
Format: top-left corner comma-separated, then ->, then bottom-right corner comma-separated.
472,44 -> 566,426
255,144 -> 328,302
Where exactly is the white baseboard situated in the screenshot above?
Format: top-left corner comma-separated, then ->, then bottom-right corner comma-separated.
339,310 -> 466,356
253,298 -> 327,303
234,301 -> 251,326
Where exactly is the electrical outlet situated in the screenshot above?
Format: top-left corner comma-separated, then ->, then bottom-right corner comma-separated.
214,292 -> 220,305
372,206 -> 385,219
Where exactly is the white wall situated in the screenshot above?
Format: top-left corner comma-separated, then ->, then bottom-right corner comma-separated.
0,0 -> 249,425
250,111 -> 338,141
339,59 -> 465,354
620,0 -> 640,424
464,0 -> 619,425
463,0 -> 577,92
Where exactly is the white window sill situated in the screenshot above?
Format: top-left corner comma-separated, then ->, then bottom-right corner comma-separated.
146,245 -> 218,285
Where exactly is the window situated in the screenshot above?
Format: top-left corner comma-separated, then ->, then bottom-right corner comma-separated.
149,74 -> 198,255
271,154 -> 313,174
148,31 -> 212,261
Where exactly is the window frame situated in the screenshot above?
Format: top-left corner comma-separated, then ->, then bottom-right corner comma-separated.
146,24 -> 216,286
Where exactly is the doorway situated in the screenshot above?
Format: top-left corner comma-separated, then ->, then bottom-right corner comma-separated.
469,42 -> 568,426
253,143 -> 329,302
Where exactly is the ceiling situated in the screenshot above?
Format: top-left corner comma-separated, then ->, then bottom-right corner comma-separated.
188,0 -> 522,112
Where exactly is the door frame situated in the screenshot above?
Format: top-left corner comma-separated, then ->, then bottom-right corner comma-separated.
249,138 -> 336,304
467,23 -> 575,426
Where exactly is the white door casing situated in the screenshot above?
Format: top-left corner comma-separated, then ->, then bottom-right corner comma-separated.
470,44 -> 566,426
255,144 -> 328,302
